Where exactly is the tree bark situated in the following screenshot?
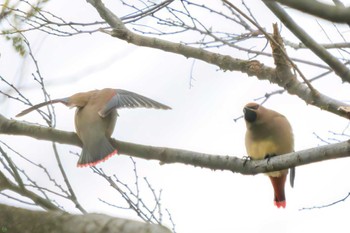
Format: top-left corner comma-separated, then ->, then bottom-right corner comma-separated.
267,0 -> 350,24
2,114 -> 350,175
0,204 -> 171,233
263,1 -> 350,83
86,0 -> 350,119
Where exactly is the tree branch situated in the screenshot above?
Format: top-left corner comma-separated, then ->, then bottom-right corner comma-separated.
2,114 -> 350,175
84,0 -> 350,119
0,168 -> 61,211
299,192 -> 350,211
284,41 -> 350,50
263,1 -> 350,84
0,203 -> 171,233
268,0 -> 350,24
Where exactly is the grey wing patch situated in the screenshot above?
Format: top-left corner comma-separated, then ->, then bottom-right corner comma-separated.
98,89 -> 171,117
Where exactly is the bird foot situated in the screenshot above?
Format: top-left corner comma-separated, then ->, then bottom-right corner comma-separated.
264,153 -> 277,163
242,156 -> 252,167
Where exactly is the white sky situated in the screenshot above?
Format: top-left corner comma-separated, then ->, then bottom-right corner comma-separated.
2,0 -> 350,233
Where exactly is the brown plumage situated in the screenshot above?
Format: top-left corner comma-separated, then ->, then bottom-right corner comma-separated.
16,88 -> 171,167
243,102 -> 295,208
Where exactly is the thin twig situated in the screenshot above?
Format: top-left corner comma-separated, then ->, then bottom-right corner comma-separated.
52,143 -> 87,214
222,0 -> 315,92
299,192 -> 350,211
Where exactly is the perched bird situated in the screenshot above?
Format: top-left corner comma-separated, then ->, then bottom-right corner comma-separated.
16,88 -> 171,167
243,102 -> 295,208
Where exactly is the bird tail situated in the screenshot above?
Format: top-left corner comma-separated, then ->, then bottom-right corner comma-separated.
77,137 -> 117,167
289,167 -> 295,188
269,175 -> 287,208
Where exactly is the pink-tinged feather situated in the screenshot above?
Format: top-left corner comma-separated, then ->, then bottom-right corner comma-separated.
274,200 -> 286,208
76,150 -> 118,167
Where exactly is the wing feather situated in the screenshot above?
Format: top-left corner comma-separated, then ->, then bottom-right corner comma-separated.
98,89 -> 171,117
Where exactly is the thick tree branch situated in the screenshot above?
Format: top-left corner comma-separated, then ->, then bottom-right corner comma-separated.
85,0 -> 350,119
268,0 -> 350,24
0,204 -> 171,233
2,114 -> 350,175
263,1 -> 350,84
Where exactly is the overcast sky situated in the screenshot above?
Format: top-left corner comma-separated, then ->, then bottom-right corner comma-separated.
2,1 -> 350,233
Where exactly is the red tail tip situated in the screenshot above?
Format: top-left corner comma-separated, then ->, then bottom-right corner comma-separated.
274,200 -> 286,208
77,150 -> 118,168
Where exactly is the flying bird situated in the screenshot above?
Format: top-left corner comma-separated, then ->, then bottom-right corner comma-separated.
16,88 -> 171,167
243,102 -> 295,208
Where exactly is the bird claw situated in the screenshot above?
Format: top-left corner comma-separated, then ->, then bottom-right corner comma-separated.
242,156 -> 252,166
264,153 -> 277,163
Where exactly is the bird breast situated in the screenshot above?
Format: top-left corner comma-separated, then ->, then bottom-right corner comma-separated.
246,139 -> 278,160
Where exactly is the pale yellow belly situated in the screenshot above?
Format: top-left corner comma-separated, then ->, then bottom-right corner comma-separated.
247,140 -> 277,159
247,140 -> 285,177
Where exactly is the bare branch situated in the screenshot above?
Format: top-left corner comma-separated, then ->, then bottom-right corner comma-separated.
92,159 -> 175,230
51,143 -> 87,214
121,0 -> 174,23
268,0 -> 350,24
263,1 -> 350,83
85,0 -> 350,119
2,114 -> 350,175
0,168 -> 61,211
0,136 -> 85,212
299,192 -> 350,210
223,0 -> 314,91
1,1 -> 107,38
0,203 -> 171,233
284,41 -> 350,50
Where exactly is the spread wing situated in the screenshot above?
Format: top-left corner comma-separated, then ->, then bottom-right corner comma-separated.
98,89 -> 171,117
